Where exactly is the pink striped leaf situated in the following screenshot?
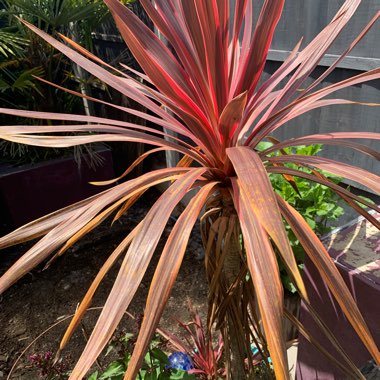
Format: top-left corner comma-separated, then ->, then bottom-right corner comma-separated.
125,182 -> 217,379
231,177 -> 289,380
0,192 -> 105,249
268,155 -> 380,194
18,19 -> 188,132
104,0 -> 211,128
267,166 -> 380,215
68,168 -> 206,379
260,132 -> 380,160
255,0 -> 361,119
234,0 -> 285,97
0,132 -> 206,165
0,168 -> 190,294
227,146 -> 306,298
59,223 -> 141,352
249,68 -> 380,145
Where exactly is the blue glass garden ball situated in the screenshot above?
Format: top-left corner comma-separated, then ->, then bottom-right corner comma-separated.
167,352 -> 194,371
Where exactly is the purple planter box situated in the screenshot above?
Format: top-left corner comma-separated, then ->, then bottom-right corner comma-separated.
296,211 -> 380,379
0,149 -> 114,232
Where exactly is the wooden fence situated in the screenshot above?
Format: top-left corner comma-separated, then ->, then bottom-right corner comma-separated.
248,0 -> 380,184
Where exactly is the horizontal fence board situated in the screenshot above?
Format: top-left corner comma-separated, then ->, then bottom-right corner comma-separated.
261,61 -> 380,186
252,0 -> 380,60
242,0 -> 380,192
267,50 -> 380,71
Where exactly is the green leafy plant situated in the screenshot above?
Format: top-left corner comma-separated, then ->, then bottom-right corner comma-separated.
88,333 -> 195,380
0,1 -> 380,379
89,303 -> 223,380
264,143 -> 345,292
27,334 -> 194,380
0,0 -> 109,109
29,351 -> 73,379
0,29 -> 29,57
0,0 -> 113,165
270,144 -> 344,234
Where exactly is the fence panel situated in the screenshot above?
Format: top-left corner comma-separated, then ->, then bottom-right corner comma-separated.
238,0 -> 380,186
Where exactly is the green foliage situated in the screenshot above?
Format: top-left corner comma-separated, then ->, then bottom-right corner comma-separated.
270,144 -> 345,232
0,0 -> 109,103
29,333 -> 195,380
0,0 -> 113,165
1,0 -> 110,35
0,30 -> 29,57
88,333 -> 196,380
0,66 -> 44,95
259,143 -> 345,292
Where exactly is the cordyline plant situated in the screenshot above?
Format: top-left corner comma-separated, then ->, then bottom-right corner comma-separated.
160,301 -> 225,379
0,0 -> 380,379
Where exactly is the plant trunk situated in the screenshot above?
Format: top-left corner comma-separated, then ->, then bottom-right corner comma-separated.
201,189 -> 248,379
223,234 -> 247,379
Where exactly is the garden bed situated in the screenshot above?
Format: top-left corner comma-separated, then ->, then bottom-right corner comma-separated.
0,189 -> 208,379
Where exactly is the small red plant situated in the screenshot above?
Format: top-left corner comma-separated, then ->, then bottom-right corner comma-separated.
160,302 -> 224,380
29,351 -> 72,379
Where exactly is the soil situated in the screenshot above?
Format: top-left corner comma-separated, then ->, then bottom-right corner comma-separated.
2,189 -> 379,380
0,189 -> 209,379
